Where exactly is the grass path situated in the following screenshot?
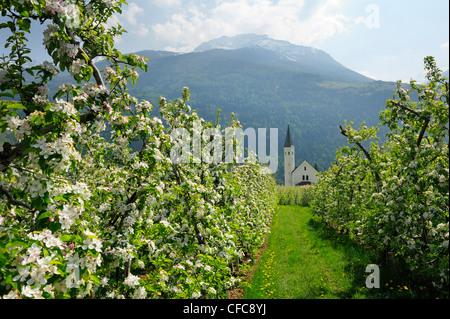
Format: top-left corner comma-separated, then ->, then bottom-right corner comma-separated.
243,205 -> 413,299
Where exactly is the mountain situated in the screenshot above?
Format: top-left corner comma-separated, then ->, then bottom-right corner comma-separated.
193,34 -> 372,83
45,34 -> 398,183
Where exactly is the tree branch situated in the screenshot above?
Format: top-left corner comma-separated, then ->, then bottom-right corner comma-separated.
172,164 -> 182,185
0,185 -> 32,211
109,185 -> 143,229
340,125 -> 382,192
340,126 -> 373,162
390,101 -> 421,117
77,47 -> 105,87
416,118 -> 430,149
390,100 -> 431,149
389,99 -> 433,160
64,24 -> 105,88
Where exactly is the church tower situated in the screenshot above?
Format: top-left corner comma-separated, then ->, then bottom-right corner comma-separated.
284,124 -> 295,186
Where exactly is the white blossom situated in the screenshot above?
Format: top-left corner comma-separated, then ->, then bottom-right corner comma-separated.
58,204 -> 82,230
70,59 -> 87,76
124,274 -> 140,288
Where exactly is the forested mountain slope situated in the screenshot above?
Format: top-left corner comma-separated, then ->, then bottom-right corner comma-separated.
47,35 -> 398,182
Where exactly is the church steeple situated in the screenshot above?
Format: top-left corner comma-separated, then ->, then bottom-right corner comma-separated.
284,124 -> 293,148
284,124 -> 295,186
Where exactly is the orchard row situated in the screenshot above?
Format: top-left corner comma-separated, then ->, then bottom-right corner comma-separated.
0,0 -> 277,299
311,58 -> 449,297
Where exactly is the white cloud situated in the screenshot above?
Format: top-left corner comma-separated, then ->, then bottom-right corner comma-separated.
441,42 -> 449,49
146,0 -> 182,9
353,16 -> 365,25
133,24 -> 150,37
104,14 -> 124,43
112,2 -> 148,42
122,2 -> 144,26
152,0 -> 352,52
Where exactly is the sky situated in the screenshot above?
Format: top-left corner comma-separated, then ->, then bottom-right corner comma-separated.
0,0 -> 449,83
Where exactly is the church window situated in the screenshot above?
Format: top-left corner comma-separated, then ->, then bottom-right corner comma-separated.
302,175 -> 305,181
304,167 -> 306,171
306,175 -> 309,181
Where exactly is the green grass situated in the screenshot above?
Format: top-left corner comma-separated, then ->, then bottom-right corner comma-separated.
243,205 -> 416,299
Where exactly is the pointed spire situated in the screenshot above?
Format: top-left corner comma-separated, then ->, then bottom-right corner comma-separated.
284,124 -> 293,148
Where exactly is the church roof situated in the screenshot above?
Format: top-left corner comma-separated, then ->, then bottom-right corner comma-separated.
296,181 -> 312,186
284,124 -> 293,148
291,160 -> 319,174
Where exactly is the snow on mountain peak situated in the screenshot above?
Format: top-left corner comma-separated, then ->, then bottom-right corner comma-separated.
191,33 -> 369,81
193,34 -> 327,63
194,34 -> 270,52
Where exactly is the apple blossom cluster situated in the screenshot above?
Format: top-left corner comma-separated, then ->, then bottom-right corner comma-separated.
1,227 -> 102,299
69,59 -> 87,76
43,0 -> 80,27
82,82 -> 110,98
41,61 -> 59,76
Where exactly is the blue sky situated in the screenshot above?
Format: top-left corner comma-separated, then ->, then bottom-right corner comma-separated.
1,0 -> 448,83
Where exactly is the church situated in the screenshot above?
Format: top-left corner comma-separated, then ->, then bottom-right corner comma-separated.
284,124 -> 319,186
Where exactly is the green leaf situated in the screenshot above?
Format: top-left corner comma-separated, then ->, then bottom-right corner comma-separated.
85,233 -> 98,239
0,93 -> 14,99
54,195 -> 68,203
21,18 -> 31,32
4,274 -> 18,290
6,103 -> 26,110
81,52 -> 90,63
43,191 -> 50,204
20,10 -> 29,18
33,3 -> 42,15
89,274 -> 101,286
71,160 -> 77,173
49,260 -> 64,266
5,240 -> 28,249
37,211 -> 52,221
25,68 -> 34,77
60,235 -> 73,242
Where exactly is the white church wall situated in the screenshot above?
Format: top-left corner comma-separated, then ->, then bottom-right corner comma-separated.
292,160 -> 318,186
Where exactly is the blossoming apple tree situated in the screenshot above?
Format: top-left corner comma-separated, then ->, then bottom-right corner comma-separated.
0,0 -> 276,299
312,57 -> 449,296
